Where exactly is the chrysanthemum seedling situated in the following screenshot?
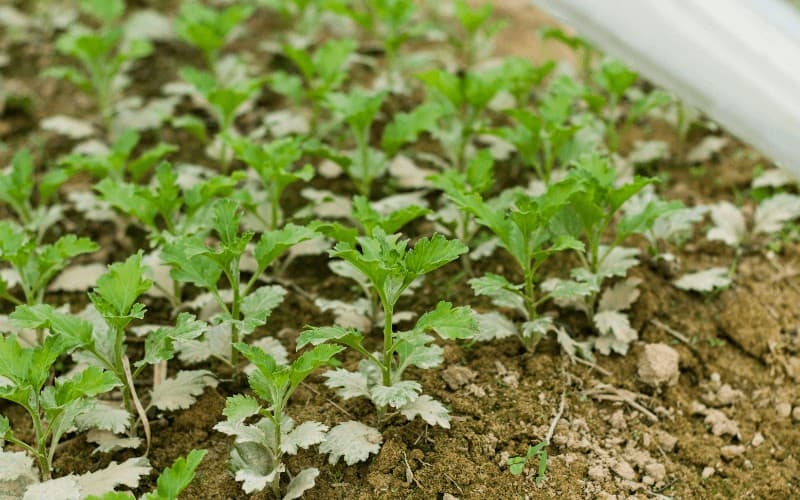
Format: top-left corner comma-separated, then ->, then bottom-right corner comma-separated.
226,135 -> 314,230
489,76 -> 590,184
174,1 -> 253,73
0,221 -> 98,312
42,0 -> 153,132
322,89 -> 388,196
411,66 -> 508,172
583,59 -> 672,153
438,175 -> 588,351
299,230 -> 477,429
337,0 -> 421,90
540,154 -> 683,355
448,0 -> 506,67
162,200 -> 319,366
215,343 -> 342,497
320,195 -> 429,324
60,128 -> 177,183
0,335 -> 120,480
0,149 -> 73,242
271,39 -> 356,133
11,254 -> 213,443
177,68 -> 265,170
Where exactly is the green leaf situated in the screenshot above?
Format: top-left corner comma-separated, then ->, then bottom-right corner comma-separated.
89,252 -> 152,327
413,301 -> 477,340
161,238 -> 223,290
138,313 -> 207,367
290,344 -> 344,386
0,414 -> 10,439
405,233 -> 467,276
0,149 -> 34,218
469,273 -> 526,313
296,325 -> 364,350
54,366 -> 120,405
222,395 -> 260,423
144,449 -> 207,500
238,285 -> 286,335
595,59 -> 637,99
80,0 -> 125,24
253,223 -> 319,270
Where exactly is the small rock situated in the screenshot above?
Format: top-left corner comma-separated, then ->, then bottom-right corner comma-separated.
776,402 -> 792,418
751,432 -> 765,447
441,365 -> 477,390
744,459 -> 753,470
645,463 -> 666,481
609,410 -> 627,431
720,445 -> 745,460
701,466 -> 715,479
443,494 -> 459,500
792,406 -> 800,422
655,430 -> 678,452
715,384 -> 744,406
588,465 -> 609,481
612,460 -> 637,481
637,343 -> 680,387
642,475 -> 655,486
703,409 -> 741,438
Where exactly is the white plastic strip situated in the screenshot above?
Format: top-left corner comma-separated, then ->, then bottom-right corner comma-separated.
530,0 -> 800,176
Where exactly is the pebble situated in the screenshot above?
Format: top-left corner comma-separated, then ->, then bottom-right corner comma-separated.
792,406 -> 800,422
588,465 -> 609,481
776,402 -> 792,418
637,343 -> 680,387
751,432 -> 765,447
645,463 -> 666,481
609,410 -> 627,431
655,430 -> 678,452
441,365 -> 477,390
701,466 -> 715,479
720,444 -> 745,460
715,384 -> 743,406
612,460 -> 637,481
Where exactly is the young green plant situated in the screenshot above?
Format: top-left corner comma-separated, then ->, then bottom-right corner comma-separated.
0,334 -> 120,479
162,200 -> 319,366
42,0 -> 153,131
174,1 -> 253,73
214,343 -> 342,497
438,175 -> 587,351
0,149 -> 73,242
299,229 -> 477,428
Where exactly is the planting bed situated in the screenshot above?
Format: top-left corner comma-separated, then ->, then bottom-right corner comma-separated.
1,1 -> 799,499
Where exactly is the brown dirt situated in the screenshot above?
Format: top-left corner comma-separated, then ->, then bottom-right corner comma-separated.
1,1 -> 799,499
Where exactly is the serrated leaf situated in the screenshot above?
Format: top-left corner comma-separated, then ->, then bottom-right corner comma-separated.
413,301 -> 477,340
223,394 -> 260,423
597,278 -> 641,312
468,273 -> 526,315
320,421 -> 382,465
296,325 -> 364,349
370,381 -> 421,409
0,449 -> 36,481
474,312 -> 517,342
75,457 -> 152,497
281,421 -> 328,455
673,267 -> 731,293
86,430 -> 142,454
229,441 -> 282,494
283,467 -> 319,500
706,202 -> 746,247
254,224 -> 319,270
23,476 -> 81,500
753,194 -> 800,235
597,246 -> 639,278
75,401 -> 130,434
238,285 -> 286,335
405,233 -> 467,275
593,311 -> 637,355
149,370 -> 217,411
143,449 -> 207,500
399,395 -> 450,428
323,369 -> 371,400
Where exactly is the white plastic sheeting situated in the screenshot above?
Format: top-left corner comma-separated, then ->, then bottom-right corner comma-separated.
530,0 -> 800,176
